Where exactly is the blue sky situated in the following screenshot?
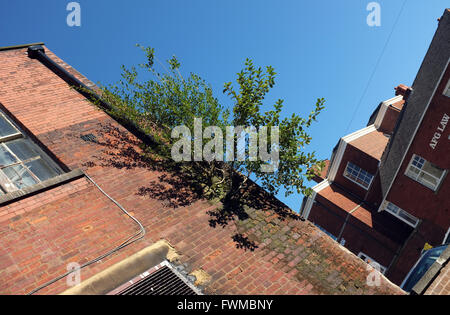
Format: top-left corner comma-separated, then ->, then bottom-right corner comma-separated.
1,1 -> 448,211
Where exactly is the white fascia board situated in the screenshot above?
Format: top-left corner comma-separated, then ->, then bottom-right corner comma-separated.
328,124 -> 376,182
328,140 -> 346,181
342,124 -> 376,143
443,227 -> 450,245
375,95 -> 403,129
382,95 -> 404,106
302,180 -> 330,220
374,103 -> 388,129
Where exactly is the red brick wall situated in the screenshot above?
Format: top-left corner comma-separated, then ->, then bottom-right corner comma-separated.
341,216 -> 398,268
425,262 -> 450,295
379,106 -> 401,135
307,192 -> 401,275
333,144 -> 380,201
308,197 -> 346,238
0,46 -> 404,295
386,66 -> 450,233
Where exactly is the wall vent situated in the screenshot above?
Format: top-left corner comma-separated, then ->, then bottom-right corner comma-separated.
109,261 -> 201,295
80,134 -> 97,143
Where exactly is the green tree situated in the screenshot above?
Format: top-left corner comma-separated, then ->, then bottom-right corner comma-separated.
223,58 -> 325,197
98,45 -> 324,200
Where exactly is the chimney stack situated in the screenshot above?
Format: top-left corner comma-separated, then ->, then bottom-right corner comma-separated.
394,84 -> 411,98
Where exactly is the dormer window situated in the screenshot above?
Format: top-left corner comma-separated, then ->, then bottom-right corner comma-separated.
0,112 -> 61,194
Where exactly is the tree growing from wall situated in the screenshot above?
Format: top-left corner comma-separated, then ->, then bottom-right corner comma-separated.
98,45 -> 325,202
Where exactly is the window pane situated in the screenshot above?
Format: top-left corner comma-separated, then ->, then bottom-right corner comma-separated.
386,203 -> 399,214
25,158 -> 59,182
0,115 -> 18,138
418,172 -> 438,189
6,139 -> 39,161
345,163 -> 373,188
398,210 -> 418,226
406,167 -> 419,178
445,82 -> 450,97
412,156 -> 424,168
422,161 -> 444,179
0,146 -> 17,167
3,165 -> 37,189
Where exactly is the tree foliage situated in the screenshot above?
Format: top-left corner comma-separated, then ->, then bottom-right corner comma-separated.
99,45 -> 325,199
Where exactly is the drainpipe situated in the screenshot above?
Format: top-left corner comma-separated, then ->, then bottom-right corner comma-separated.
336,202 -> 362,244
385,220 -> 422,278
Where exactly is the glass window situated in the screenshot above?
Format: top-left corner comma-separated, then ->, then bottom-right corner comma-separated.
3,165 -> 38,189
25,159 -> 59,182
6,139 -> 39,160
444,79 -> 450,98
358,252 -> 386,274
0,115 -> 19,139
0,146 -> 17,167
384,202 -> 419,228
0,112 -> 61,193
444,229 -> 450,245
343,162 -> 374,189
405,155 -> 445,191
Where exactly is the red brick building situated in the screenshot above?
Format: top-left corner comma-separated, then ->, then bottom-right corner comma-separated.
0,43 -> 404,294
301,9 -> 450,287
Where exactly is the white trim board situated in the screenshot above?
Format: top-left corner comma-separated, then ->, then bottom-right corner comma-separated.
374,95 -> 403,129
328,124 -> 377,182
301,179 -> 330,220
443,227 -> 450,245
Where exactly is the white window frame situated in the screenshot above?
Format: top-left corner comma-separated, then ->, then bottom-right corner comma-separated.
443,227 -> 450,245
0,112 -> 62,194
358,252 -> 386,274
383,201 -> 420,228
343,162 -> 374,190
444,78 -> 450,98
405,154 -> 446,191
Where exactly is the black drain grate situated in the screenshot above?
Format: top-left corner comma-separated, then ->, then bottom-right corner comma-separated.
117,266 -> 197,295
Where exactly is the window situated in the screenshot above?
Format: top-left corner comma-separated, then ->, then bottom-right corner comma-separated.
343,162 -> 374,189
443,227 -> 450,245
0,112 -> 61,194
405,155 -> 446,191
358,252 -> 386,274
444,79 -> 450,98
384,202 -> 419,228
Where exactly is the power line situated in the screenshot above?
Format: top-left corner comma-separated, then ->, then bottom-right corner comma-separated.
344,0 -> 408,134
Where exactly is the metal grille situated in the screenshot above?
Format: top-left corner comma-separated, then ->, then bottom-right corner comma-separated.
80,134 -> 97,143
117,266 -> 197,295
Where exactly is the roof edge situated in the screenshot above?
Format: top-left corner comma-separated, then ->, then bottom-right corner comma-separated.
0,42 -> 45,52
411,245 -> 450,295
